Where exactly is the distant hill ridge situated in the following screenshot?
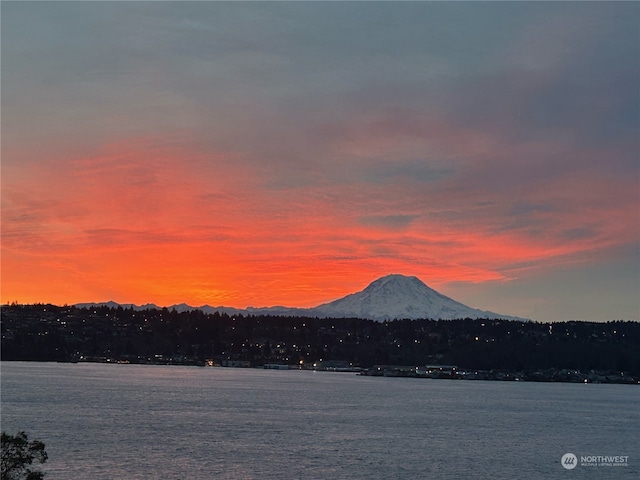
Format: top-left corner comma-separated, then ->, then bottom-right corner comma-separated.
76,274 -> 527,321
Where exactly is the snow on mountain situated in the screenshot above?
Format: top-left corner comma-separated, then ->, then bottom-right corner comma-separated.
310,274 -> 524,321
74,274 -> 526,321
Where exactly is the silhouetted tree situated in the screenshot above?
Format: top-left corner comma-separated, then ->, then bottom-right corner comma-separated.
1,431 -> 47,480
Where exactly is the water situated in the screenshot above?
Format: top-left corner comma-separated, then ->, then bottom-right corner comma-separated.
1,362 -> 638,479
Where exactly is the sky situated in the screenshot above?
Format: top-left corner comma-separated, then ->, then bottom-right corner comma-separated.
2,1 -> 638,322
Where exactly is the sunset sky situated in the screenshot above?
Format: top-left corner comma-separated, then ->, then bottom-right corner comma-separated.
2,1 -> 638,322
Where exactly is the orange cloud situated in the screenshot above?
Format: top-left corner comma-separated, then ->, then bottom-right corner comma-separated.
2,128 -> 637,310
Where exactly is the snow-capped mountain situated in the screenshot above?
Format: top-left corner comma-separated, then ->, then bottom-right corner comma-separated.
75,274 -> 526,321
309,274 -> 523,321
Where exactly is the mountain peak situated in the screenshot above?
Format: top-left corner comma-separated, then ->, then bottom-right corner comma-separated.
366,274 -> 428,290
311,274 -> 525,321
370,273 -> 422,285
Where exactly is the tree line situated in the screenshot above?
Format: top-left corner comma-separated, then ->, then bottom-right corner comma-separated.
2,304 -> 639,376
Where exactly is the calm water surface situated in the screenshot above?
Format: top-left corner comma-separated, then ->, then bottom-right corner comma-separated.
1,362 -> 638,479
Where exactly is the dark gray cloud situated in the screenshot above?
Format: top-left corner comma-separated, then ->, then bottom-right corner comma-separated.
359,215 -> 420,230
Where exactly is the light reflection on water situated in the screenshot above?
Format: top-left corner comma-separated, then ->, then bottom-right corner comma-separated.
1,362 -> 638,479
